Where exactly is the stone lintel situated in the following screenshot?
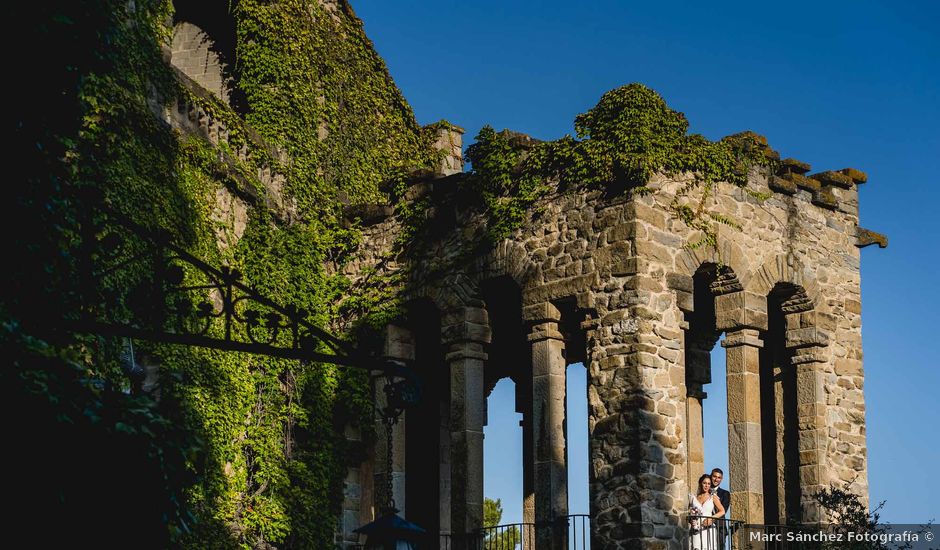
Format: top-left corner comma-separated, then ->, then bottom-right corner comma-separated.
522,273 -> 599,306
721,328 -> 764,349
715,291 -> 768,332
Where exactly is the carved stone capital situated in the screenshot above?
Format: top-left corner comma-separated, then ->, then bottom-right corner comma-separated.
721,328 -> 764,349
715,291 -> 768,332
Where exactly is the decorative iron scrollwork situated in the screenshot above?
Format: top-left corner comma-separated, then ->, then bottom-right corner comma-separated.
56,189 -> 393,374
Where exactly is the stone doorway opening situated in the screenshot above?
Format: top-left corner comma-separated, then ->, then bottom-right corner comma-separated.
483,377 -> 525,525
702,339 -> 730,499
566,362 -> 591,520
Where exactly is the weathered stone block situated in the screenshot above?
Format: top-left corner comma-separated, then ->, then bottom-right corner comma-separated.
838,167 -> 868,184
780,158 -> 812,174
715,292 -> 768,331
441,321 -> 492,344
835,358 -> 863,376
522,301 -> 562,322
785,326 -> 830,348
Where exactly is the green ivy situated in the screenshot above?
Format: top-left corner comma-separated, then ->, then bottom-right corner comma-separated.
463,83 -> 777,249
10,0 -> 440,548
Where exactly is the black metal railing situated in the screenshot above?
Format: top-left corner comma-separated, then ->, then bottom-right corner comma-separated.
729,523 -> 830,550
440,514 -> 591,550
414,516 -> 913,550
687,517 -> 744,550
692,520 -> 840,550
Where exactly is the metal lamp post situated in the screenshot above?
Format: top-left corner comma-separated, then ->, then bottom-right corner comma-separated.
353,360 -> 427,549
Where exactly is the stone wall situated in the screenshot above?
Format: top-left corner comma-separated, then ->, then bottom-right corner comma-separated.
339,147 -> 881,548
170,22 -> 230,103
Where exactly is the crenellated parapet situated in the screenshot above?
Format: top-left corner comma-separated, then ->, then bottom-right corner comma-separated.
769,156 -> 870,216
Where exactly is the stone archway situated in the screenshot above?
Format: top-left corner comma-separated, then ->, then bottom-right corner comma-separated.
169,0 -> 245,111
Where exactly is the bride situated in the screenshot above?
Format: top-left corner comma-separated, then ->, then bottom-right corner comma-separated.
689,474 -> 726,550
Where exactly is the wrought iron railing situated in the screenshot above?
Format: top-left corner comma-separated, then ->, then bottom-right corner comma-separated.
687,516 -> 743,550
366,515 -> 926,550
440,514 -> 591,550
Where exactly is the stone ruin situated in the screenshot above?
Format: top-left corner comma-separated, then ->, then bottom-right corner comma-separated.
161,5 -> 886,548
336,126 -> 886,549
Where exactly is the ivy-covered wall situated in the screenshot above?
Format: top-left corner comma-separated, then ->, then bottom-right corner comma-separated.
7,0 -> 437,548
6,1 -> 824,548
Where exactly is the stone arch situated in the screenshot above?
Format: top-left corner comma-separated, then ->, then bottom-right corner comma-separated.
171,22 -> 229,102
406,272 -> 483,314
170,0 -> 246,112
758,279 -> 824,524
742,254 -> 819,307
681,261 -> 742,495
676,238 -> 748,281
480,239 -> 538,287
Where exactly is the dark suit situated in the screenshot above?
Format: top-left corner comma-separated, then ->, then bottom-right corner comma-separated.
714,487 -> 730,514
713,487 -> 731,549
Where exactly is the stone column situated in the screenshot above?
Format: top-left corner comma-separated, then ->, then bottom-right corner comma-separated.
716,290 -> 768,524
439,397 -> 452,536
686,384 -> 707,489
374,325 -> 413,514
442,306 -> 491,542
784,309 -> 830,523
587,304 -> 690,548
526,302 -> 568,550
684,337 -> 711,492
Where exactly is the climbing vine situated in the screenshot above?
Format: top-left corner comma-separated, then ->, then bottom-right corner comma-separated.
10,3 -> 781,549
9,0 -> 437,548
463,83 -> 777,249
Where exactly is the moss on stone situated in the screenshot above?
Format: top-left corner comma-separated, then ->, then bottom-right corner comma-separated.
839,167 -> 868,184
811,170 -> 855,189
780,157 -> 812,175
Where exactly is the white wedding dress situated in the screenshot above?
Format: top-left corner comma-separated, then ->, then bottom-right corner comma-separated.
689,493 -> 718,550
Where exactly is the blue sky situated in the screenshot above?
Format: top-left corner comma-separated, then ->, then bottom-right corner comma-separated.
353,0 -> 940,525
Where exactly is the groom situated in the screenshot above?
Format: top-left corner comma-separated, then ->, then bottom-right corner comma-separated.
710,468 -> 731,549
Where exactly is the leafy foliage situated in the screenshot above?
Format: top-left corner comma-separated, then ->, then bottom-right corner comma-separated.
8,0 -> 436,548
484,498 -> 522,549
463,83 -> 777,249
812,486 -> 935,550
